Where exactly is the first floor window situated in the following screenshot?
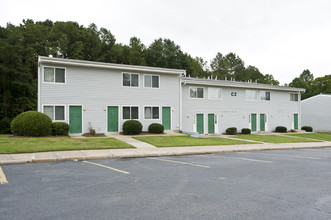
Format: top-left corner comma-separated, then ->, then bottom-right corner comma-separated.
190,87 -> 204,98
144,75 -> 159,88
123,73 -> 139,87
260,91 -> 270,101
290,93 -> 298,101
246,90 -> 257,100
44,67 -> 65,83
123,106 -> 139,119
208,88 -> 222,99
144,107 -> 159,119
43,105 -> 65,120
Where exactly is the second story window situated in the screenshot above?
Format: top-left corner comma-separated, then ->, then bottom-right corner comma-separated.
260,91 -> 270,101
190,87 -> 204,99
290,93 -> 299,102
144,75 -> 159,88
44,67 -> 65,83
208,88 -> 222,99
123,73 -> 139,87
246,90 -> 257,101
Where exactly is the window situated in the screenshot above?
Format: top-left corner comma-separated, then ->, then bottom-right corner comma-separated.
43,105 -> 65,120
144,75 -> 159,88
144,107 -> 159,119
260,91 -> 270,101
44,67 -> 65,83
123,106 -> 139,119
246,90 -> 257,100
123,73 -> 139,87
208,88 -> 222,99
290,93 -> 299,102
190,87 -> 204,98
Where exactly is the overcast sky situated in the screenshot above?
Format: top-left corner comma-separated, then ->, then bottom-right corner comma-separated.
1,0 -> 330,84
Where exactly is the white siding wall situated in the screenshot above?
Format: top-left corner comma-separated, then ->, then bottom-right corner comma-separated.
182,85 -> 301,134
39,64 -> 181,134
301,95 -> 331,131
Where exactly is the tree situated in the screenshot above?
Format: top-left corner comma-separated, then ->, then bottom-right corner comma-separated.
311,75 -> 331,95
289,69 -> 314,99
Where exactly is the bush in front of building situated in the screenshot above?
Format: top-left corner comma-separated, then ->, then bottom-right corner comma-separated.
301,126 -> 313,132
275,126 -> 287,133
122,120 -> 142,135
241,128 -> 251,134
52,122 -> 70,136
11,111 -> 52,136
226,127 -> 237,135
148,123 -> 164,134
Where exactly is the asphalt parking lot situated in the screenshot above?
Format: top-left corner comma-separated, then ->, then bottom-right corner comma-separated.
1,148 -> 331,220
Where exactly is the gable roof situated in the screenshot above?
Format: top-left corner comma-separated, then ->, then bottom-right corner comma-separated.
38,56 -> 186,75
301,94 -> 331,102
182,77 -> 305,92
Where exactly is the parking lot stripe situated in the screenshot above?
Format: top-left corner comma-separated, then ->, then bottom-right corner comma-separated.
82,161 -> 130,174
0,166 -> 8,184
148,157 -> 210,168
218,156 -> 272,163
238,152 -> 320,160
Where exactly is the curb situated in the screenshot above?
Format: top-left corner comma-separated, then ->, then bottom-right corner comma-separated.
1,144 -> 331,165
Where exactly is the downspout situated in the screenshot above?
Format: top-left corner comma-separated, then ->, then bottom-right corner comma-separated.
37,56 -> 41,112
179,76 -> 183,131
299,89 -> 305,129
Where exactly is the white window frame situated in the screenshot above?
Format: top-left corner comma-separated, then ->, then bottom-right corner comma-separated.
122,72 -> 139,88
122,106 -> 139,120
246,90 -> 258,101
143,74 -> 160,89
189,86 -> 204,99
144,106 -> 160,120
290,93 -> 299,102
260,91 -> 271,101
42,104 -> 66,121
43,66 -> 66,84
208,87 -> 222,100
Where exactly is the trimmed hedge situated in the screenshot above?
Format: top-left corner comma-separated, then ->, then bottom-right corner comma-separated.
226,127 -> 237,135
122,120 -> 142,135
301,126 -> 313,132
275,126 -> 287,133
241,128 -> 251,134
11,111 -> 52,136
52,122 -> 70,136
148,123 -> 164,134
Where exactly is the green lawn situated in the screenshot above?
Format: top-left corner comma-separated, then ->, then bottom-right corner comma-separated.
233,134 -> 322,143
0,135 -> 134,154
134,136 -> 254,147
286,132 -> 331,141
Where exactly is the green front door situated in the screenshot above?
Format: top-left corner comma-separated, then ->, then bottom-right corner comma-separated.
251,114 -> 257,132
260,114 -> 265,131
69,106 -> 82,133
108,106 -> 118,132
294,113 -> 298,130
197,114 -> 204,134
162,107 -> 171,130
208,114 -> 215,134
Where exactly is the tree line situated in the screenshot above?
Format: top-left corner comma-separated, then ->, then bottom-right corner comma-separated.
0,19 -> 330,133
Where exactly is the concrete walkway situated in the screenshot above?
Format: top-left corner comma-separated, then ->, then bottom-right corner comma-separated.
1,137 -> 331,165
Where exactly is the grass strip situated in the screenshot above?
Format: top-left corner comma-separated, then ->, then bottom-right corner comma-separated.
134,136 -> 254,147
0,135 -> 134,154
233,134 -> 322,143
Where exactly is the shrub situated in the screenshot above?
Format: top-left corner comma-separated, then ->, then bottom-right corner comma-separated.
241,128 -> 251,134
122,120 -> 142,135
226,127 -> 237,135
301,126 -> 313,132
148,123 -> 164,134
275,126 -> 287,133
52,122 -> 69,136
11,111 -> 52,136
0,118 -> 12,134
